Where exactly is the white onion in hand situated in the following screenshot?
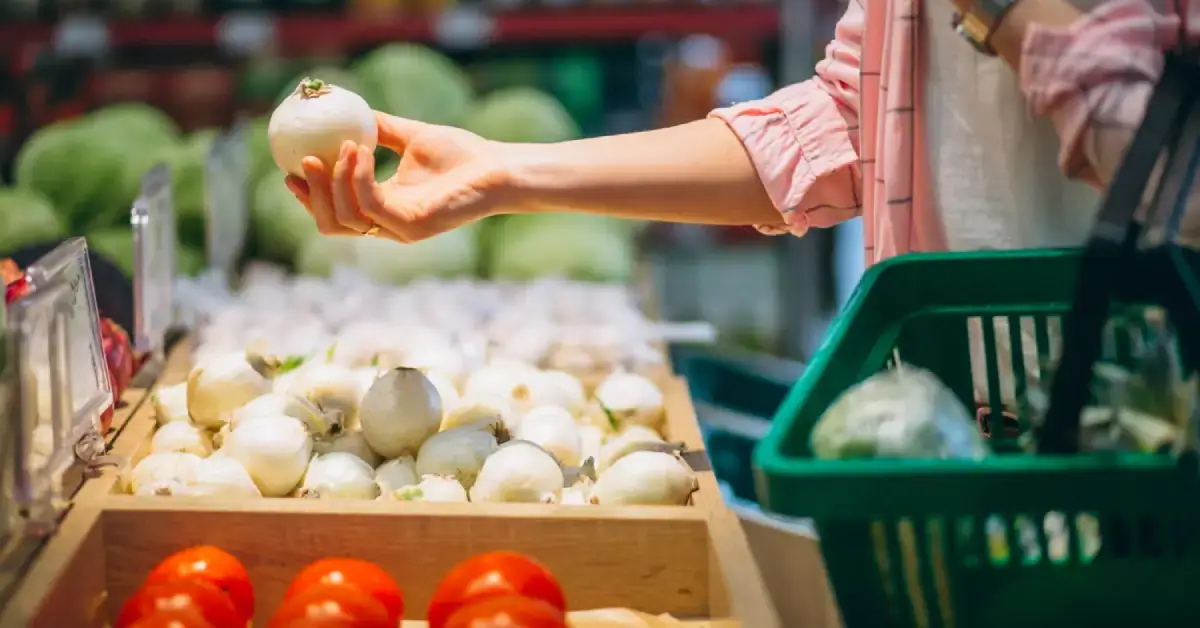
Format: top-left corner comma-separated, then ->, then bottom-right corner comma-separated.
269,78 -> 378,178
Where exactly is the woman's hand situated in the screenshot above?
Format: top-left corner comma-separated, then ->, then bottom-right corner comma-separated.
285,112 -> 514,242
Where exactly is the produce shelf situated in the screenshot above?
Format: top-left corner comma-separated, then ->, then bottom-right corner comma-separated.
0,5 -> 780,57
0,341 -> 780,627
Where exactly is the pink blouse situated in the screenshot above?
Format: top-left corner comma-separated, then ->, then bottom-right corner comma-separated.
710,0 -> 1199,265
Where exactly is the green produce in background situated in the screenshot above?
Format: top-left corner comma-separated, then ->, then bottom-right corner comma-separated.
253,173 -> 320,265
87,103 -> 181,145
246,117 -> 274,184
486,214 -> 635,282
85,228 -> 204,278
294,234 -> 357,278
354,227 -> 479,285
352,44 -> 474,127
461,86 -> 581,144
0,187 -> 65,254
171,129 -> 220,250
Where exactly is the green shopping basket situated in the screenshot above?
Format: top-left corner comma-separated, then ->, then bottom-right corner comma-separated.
752,249 -> 1200,628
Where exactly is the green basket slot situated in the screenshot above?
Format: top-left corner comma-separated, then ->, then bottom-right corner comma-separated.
753,248 -> 1200,627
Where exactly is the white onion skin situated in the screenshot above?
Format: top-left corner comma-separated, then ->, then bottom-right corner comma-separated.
269,79 -> 379,178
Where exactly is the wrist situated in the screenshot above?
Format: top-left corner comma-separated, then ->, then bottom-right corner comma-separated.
496,142 -> 572,215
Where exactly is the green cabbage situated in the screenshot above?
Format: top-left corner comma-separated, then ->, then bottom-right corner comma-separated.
171,130 -> 219,249
0,187 -> 65,254
486,214 -> 634,282
253,174 -> 320,265
87,103 -> 180,145
246,117 -> 274,184
352,227 -> 479,284
352,44 -> 474,126
461,87 -> 581,144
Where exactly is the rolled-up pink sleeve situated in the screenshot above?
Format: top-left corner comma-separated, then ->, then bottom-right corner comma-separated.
1020,1 -> 1194,186
709,1 -> 864,236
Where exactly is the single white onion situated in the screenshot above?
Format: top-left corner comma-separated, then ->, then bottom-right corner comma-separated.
151,383 -> 191,426
228,392 -> 341,437
597,425 -> 667,472
590,451 -> 697,506
287,362 -> 363,430
359,368 -> 444,459
441,393 -> 516,433
124,452 -> 204,494
185,456 -> 262,498
269,78 -> 378,178
537,370 -> 587,415
469,440 -> 563,504
224,415 -> 313,497
415,425 -> 499,490
394,474 -> 469,503
187,352 -> 271,429
314,429 -> 383,468
150,422 -> 214,457
517,406 -> 583,467
298,452 -> 379,500
594,370 -> 666,431
374,456 -> 419,494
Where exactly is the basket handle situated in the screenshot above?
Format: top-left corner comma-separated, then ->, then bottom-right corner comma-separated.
1041,50 -> 1200,454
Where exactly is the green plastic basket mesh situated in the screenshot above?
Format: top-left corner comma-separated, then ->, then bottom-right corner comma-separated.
753,249 -> 1200,628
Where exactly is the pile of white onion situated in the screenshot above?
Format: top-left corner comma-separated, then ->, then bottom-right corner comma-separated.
175,262 -> 717,376
126,350 -> 698,507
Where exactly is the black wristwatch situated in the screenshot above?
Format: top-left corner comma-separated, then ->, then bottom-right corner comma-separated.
952,0 -> 1020,56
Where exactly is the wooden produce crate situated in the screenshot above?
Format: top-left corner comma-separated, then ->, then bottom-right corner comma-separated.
0,342 -> 780,627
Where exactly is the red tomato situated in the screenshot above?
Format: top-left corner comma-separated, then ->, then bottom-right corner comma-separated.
427,552 -> 566,628
143,546 -> 254,622
444,596 -> 567,628
268,583 -> 391,628
128,608 -> 216,628
282,558 -> 403,623
115,579 -> 245,628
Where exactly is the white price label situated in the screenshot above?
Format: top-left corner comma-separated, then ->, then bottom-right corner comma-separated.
53,15 -> 110,59
434,8 -> 495,51
217,12 -> 277,57
132,164 -> 176,356
24,238 -> 113,436
204,129 -> 250,277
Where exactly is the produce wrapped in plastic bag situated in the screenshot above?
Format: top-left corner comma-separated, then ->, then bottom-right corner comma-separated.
810,364 -> 988,460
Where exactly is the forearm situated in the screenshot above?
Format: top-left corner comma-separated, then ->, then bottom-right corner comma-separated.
501,119 -> 781,225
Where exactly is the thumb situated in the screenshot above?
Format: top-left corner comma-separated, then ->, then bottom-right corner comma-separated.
375,112 -> 428,153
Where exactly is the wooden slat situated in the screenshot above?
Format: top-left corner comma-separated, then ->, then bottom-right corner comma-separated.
0,506 -> 108,628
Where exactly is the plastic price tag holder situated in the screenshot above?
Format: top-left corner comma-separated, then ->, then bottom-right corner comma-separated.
132,164 -> 176,358
4,279 -> 74,538
204,126 -> 250,283
23,238 -> 112,459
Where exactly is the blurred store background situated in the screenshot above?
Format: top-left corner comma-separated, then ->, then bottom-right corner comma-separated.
0,0 -> 859,364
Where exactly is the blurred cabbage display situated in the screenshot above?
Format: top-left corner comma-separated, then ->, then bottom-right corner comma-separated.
486,214 -> 635,282
352,44 -> 474,126
810,365 -> 988,460
461,87 -> 582,143
171,129 -> 220,249
253,174 -> 320,265
0,188 -> 65,254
